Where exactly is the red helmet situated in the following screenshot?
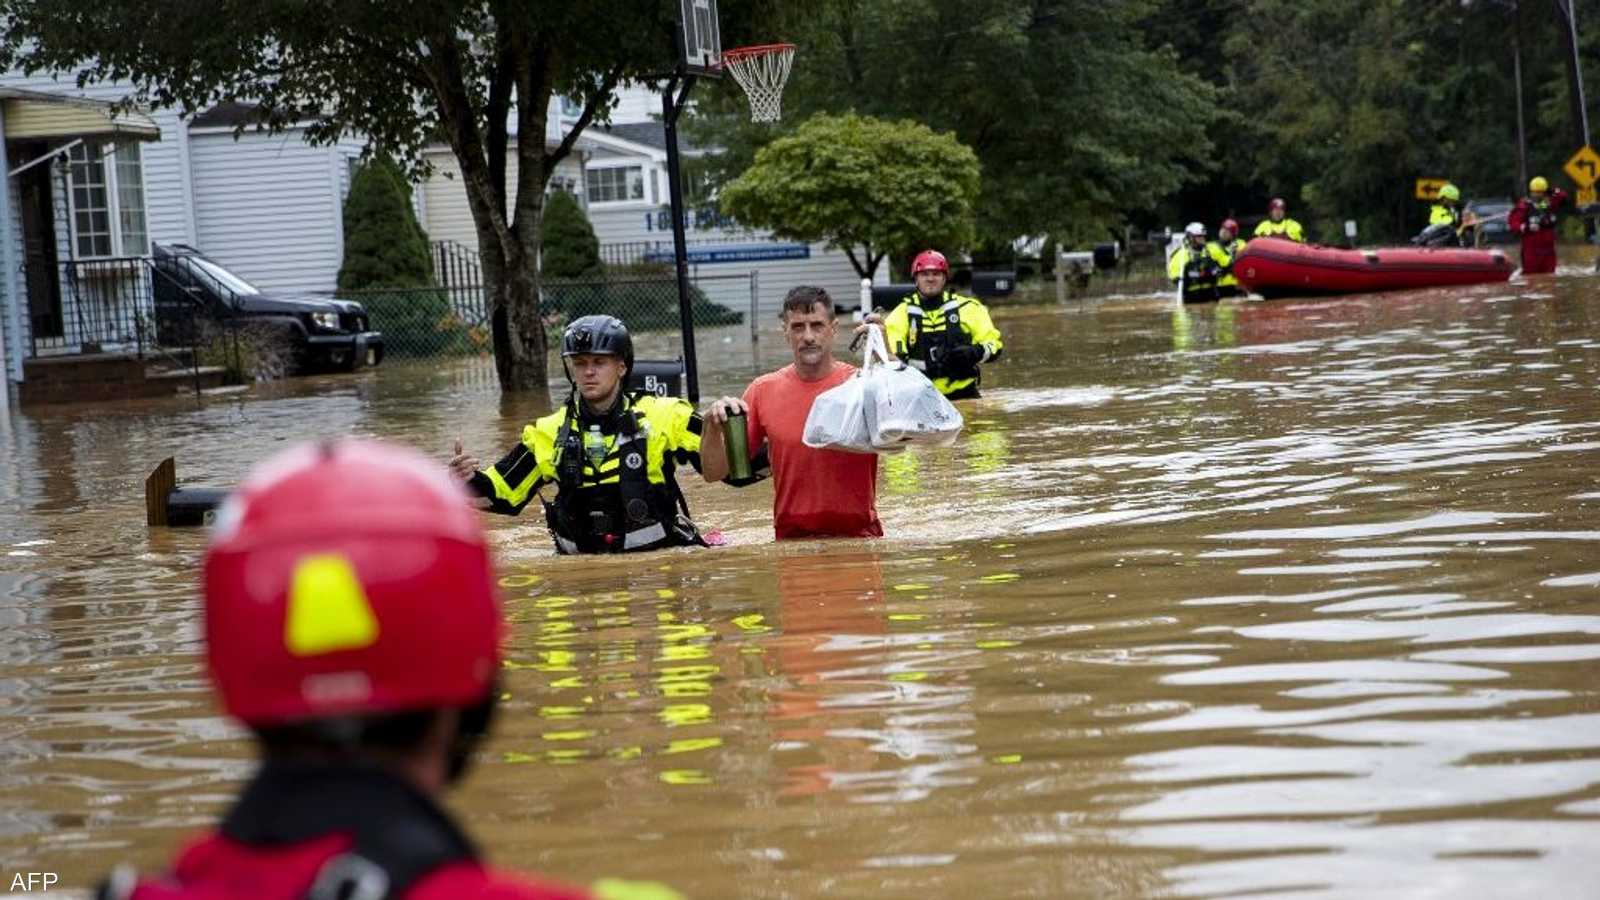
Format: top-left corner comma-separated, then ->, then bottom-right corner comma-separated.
912,249 -> 949,275
1220,218 -> 1240,234
203,440 -> 502,727
1269,198 -> 1287,211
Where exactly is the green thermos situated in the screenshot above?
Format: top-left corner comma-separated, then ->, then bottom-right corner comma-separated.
724,410 -> 752,480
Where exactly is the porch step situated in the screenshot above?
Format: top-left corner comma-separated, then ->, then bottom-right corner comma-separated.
18,352 -> 229,405
146,365 -> 229,391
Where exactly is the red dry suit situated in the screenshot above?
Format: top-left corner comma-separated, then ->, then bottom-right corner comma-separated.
1507,189 -> 1568,275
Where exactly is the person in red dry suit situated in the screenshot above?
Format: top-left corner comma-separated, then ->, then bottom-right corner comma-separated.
1507,175 -> 1569,275
96,440 -> 677,900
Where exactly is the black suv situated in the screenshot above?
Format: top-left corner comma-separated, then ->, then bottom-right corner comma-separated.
150,243 -> 384,373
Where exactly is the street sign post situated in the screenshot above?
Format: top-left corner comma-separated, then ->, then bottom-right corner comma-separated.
1415,178 -> 1449,200
1563,144 -> 1600,187
1579,186 -> 1597,207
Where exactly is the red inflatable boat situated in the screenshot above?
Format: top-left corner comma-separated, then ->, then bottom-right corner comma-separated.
1233,237 -> 1513,299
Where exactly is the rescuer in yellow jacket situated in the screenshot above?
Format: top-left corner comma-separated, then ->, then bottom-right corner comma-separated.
1210,217 -> 1248,296
448,315 -> 728,554
882,249 -> 1004,400
1253,197 -> 1305,242
1168,222 -> 1228,303
1413,183 -> 1468,247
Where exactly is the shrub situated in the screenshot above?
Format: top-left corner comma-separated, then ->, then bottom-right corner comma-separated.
196,321 -> 295,382
339,156 -> 433,290
542,191 -> 602,278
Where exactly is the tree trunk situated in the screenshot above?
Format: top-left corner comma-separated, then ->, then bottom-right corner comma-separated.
489,251 -> 547,392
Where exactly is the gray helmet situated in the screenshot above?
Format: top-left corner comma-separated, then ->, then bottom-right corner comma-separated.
1185,221 -> 1206,238
561,315 -> 633,372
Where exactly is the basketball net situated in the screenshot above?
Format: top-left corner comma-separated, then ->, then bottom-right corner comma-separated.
719,43 -> 796,123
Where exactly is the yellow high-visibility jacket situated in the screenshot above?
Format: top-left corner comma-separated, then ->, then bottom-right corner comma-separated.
883,290 -> 1003,399
1168,242 -> 1229,298
1210,238 -> 1248,288
1253,218 -> 1305,242
472,393 -> 704,553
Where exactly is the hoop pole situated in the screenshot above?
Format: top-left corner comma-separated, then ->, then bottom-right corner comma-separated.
662,72 -> 700,403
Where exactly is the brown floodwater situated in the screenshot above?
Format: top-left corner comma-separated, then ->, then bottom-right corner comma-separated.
4,268 -> 1600,897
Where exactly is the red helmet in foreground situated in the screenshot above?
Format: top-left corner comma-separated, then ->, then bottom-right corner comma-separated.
1220,218 -> 1240,234
204,440 -> 502,727
1268,197 -> 1287,211
912,249 -> 950,275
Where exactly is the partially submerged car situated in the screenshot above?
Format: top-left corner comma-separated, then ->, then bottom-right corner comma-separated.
1464,198 -> 1516,246
151,243 -> 384,373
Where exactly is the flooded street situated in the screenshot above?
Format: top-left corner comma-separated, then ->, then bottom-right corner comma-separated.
5,273 -> 1600,897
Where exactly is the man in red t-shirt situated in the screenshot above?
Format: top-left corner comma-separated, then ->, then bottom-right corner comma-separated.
705,286 -> 883,540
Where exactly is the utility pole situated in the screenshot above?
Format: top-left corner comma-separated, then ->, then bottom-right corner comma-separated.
1554,0 -> 1596,240
1556,0 -> 1591,150
1513,0 -> 1529,194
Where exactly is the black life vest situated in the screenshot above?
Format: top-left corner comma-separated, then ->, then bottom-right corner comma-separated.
545,393 -> 702,554
1532,197 -> 1557,229
1178,245 -> 1222,300
900,292 -> 979,379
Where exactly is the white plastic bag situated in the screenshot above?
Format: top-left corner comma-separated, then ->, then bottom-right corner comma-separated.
861,327 -> 963,449
803,326 -> 964,454
802,364 -> 875,453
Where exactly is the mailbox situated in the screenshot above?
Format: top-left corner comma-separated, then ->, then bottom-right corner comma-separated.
630,358 -> 685,398
970,270 -> 1016,298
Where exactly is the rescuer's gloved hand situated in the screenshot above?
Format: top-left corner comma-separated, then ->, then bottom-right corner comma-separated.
946,343 -> 985,372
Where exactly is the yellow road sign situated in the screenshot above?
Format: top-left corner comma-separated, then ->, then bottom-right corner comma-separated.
1414,178 -> 1449,200
1579,186 -> 1597,207
1564,145 -> 1600,187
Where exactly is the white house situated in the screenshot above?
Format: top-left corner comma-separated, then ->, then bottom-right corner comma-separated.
0,72 -> 368,394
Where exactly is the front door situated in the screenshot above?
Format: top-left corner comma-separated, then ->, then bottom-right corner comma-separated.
18,156 -> 63,342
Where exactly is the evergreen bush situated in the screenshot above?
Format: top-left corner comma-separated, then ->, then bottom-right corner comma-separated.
541,191 -> 603,278
338,156 -> 432,290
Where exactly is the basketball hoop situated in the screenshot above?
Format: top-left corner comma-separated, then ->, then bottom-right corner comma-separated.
718,43 -> 796,123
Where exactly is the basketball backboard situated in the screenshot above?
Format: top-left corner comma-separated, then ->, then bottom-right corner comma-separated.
679,0 -> 722,75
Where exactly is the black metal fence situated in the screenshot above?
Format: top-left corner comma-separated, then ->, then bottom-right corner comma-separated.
23,255 -> 264,383
25,257 -> 154,357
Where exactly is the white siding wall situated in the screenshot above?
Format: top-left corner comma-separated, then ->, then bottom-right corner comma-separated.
188,128 -> 347,294
421,147 -> 585,252
0,71 -> 194,248
608,84 -> 663,124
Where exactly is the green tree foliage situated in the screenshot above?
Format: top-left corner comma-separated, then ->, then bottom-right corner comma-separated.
540,191 -> 603,279
718,112 -> 981,276
693,0 -> 1219,248
338,157 -> 432,290
0,0 -> 795,392
1151,0 -> 1600,242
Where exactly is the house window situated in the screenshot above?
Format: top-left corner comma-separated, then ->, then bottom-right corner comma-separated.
585,166 -> 644,204
67,141 -> 147,258
115,144 -> 148,254
560,95 -> 583,119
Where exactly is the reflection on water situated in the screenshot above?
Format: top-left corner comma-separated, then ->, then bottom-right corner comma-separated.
5,280 -> 1600,896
